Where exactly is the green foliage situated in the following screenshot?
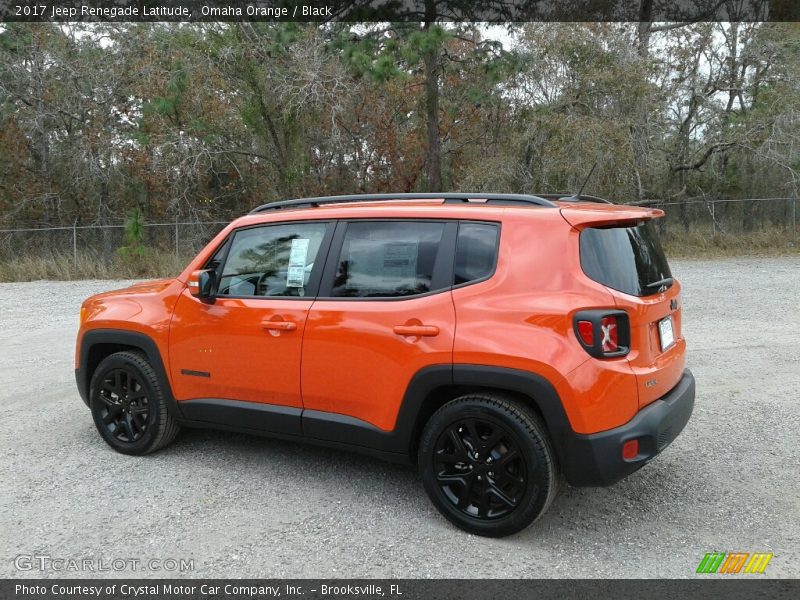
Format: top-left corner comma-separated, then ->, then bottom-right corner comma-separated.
143,61 -> 187,119
116,209 -> 152,273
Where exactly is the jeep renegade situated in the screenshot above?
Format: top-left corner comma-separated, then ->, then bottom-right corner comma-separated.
76,193 -> 695,537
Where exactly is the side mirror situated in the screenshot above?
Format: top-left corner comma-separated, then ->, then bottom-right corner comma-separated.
188,269 -> 216,301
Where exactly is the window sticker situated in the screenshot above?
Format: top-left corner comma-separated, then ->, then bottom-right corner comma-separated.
286,238 -> 310,287
382,242 -> 418,280
345,240 -> 418,291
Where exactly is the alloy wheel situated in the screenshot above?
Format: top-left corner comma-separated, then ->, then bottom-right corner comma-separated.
432,418 -> 527,520
96,368 -> 150,443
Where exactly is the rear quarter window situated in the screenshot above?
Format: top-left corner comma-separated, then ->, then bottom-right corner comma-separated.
454,222 -> 499,285
580,221 -> 672,297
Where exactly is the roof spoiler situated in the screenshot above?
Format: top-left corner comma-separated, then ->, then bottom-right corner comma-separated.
560,206 -> 665,229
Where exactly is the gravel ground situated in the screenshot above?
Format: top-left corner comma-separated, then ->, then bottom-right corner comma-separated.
0,257 -> 798,579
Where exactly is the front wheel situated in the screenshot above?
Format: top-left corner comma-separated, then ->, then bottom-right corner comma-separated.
89,351 -> 180,455
418,393 -> 559,537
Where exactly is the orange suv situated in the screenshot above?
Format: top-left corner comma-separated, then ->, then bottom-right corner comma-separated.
76,193 -> 694,537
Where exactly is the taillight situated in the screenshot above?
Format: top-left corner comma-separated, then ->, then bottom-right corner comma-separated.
600,315 -> 619,353
573,310 -> 630,358
577,320 -> 594,346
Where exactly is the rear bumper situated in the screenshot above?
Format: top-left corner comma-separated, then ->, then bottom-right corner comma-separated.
561,369 -> 695,486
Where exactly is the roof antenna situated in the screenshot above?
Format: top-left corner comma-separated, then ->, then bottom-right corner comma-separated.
565,161 -> 598,201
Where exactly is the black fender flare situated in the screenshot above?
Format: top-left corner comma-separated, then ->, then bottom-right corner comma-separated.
390,364 -> 574,462
450,364 -> 574,468
76,328 -> 182,419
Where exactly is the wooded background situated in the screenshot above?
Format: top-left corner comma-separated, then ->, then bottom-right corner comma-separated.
1,20 -> 799,240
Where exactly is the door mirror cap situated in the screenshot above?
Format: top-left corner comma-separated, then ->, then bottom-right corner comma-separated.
188,269 -> 216,301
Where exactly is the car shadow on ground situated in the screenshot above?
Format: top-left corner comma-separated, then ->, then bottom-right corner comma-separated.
145,425 -> 705,543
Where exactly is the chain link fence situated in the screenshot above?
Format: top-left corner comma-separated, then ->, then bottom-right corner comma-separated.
637,196 -> 798,238
0,197 -> 796,277
0,220 -> 230,269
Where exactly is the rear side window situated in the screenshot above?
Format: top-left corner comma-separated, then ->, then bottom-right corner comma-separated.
454,222 -> 499,285
331,221 -> 445,298
580,221 -> 672,297
218,222 -> 328,297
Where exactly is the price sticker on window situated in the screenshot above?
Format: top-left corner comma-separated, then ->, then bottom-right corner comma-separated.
287,238 -> 310,288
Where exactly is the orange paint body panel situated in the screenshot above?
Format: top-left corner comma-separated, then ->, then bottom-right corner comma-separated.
611,281 -> 686,408
301,294 -> 455,431
168,291 -> 311,407
74,278 -> 184,372
451,212 -> 641,434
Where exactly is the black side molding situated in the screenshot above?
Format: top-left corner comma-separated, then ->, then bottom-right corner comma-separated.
181,399 -> 302,436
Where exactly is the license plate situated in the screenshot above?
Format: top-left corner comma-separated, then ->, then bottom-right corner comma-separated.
658,316 -> 675,352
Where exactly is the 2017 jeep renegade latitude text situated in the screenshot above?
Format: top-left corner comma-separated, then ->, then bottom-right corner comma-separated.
76,193 -> 695,537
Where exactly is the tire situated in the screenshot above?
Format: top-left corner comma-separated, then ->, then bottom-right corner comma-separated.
89,351 -> 180,455
419,393 -> 559,537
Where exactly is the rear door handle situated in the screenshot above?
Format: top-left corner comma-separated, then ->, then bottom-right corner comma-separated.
261,320 -> 297,332
393,324 -> 439,337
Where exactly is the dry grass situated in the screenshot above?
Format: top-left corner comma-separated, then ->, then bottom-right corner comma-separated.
0,250 -> 190,282
663,229 -> 799,259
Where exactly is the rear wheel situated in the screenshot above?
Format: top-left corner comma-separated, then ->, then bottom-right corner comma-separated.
89,351 -> 180,455
419,393 -> 558,537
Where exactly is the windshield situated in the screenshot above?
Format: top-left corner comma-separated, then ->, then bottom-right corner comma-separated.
579,221 -> 672,297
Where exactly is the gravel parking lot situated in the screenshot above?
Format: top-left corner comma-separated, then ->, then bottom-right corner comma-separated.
1,257 -> 798,579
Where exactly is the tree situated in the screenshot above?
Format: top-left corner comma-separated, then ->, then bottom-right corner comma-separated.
332,1 -> 517,191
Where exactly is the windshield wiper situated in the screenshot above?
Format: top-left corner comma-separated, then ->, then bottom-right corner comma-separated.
644,277 -> 674,291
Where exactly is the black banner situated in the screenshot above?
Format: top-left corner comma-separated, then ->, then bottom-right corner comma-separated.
1,0 -> 799,23
3,580 -> 800,600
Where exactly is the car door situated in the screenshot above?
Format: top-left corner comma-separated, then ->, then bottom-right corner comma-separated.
169,220 -> 333,432
301,219 -> 457,433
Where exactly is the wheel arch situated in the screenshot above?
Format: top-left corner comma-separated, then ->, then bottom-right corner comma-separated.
399,365 -> 574,466
77,329 -> 180,418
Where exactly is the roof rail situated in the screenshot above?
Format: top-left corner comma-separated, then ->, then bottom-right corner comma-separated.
249,192 -> 558,214
534,193 -> 613,205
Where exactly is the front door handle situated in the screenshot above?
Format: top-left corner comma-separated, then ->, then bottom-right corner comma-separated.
393,324 -> 439,337
261,320 -> 297,332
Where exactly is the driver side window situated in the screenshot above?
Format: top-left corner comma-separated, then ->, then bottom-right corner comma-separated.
217,222 -> 328,297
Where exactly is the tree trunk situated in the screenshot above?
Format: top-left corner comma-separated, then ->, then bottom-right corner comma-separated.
636,0 -> 653,58
422,16 -> 442,192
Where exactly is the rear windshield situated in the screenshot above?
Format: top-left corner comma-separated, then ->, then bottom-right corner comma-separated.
580,221 -> 672,297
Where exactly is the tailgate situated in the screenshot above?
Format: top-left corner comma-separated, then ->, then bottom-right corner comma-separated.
613,282 -> 686,407
573,212 -> 685,408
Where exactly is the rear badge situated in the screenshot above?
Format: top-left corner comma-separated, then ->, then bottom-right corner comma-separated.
645,379 -> 658,388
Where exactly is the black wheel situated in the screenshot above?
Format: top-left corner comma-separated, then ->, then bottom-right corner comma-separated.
89,351 -> 180,455
419,393 -> 558,537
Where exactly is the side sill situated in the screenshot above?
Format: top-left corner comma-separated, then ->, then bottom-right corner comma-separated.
180,398 -> 303,437
175,398 -> 410,463
177,409 -> 409,464
302,409 -> 397,451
